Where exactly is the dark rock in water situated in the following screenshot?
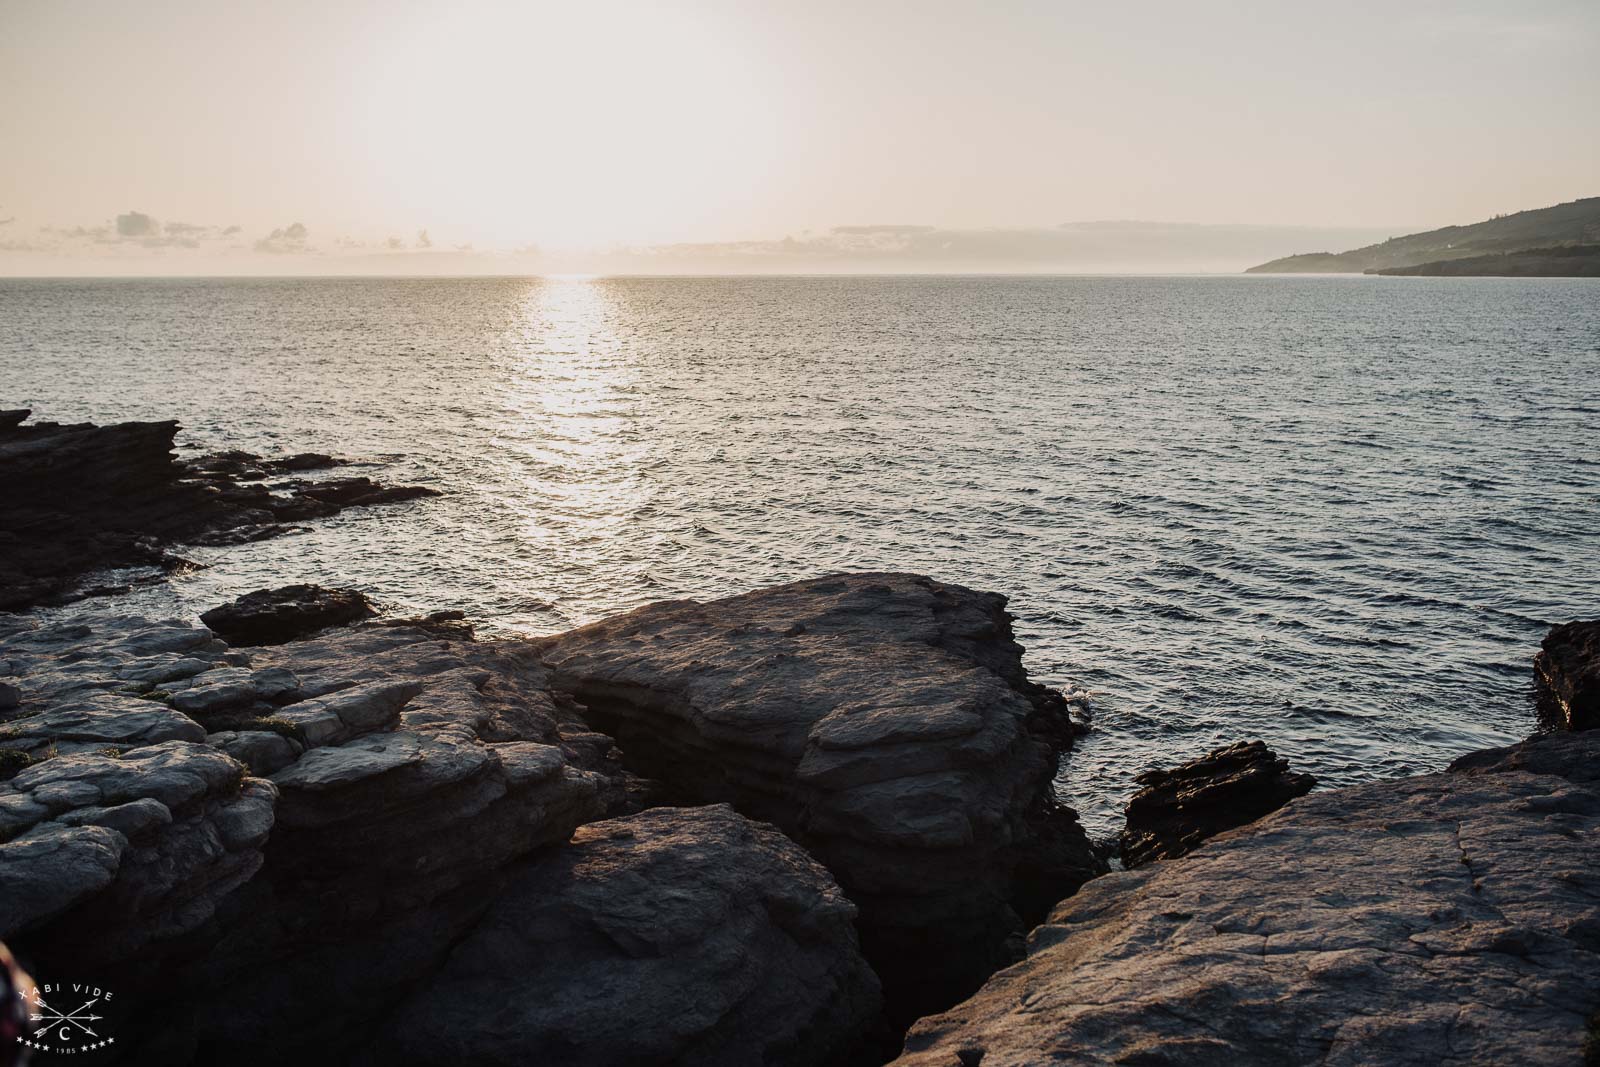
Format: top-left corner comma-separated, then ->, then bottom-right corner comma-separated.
534,572 -> 1105,1024
1119,739 -> 1315,868
200,585 -> 377,646
895,734 -> 1600,1066
0,412 -> 438,612
267,452 -> 338,472
0,409 -> 28,430
368,609 -> 476,641
364,805 -> 884,1067
1534,619 -> 1600,731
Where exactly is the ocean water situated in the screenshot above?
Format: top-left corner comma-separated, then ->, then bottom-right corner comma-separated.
2,274 -> 1597,834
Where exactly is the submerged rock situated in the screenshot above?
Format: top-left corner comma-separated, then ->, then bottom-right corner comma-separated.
1119,739 -> 1315,868
534,572 -> 1103,1022
365,804 -> 883,1067
1535,619 -> 1600,731
200,585 -> 377,646
895,741 -> 1600,1066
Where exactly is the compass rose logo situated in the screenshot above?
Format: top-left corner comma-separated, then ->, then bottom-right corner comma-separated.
17,982 -> 117,1056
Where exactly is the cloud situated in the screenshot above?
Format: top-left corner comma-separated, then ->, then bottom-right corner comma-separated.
0,217 -> 14,226
255,222 -> 311,254
116,211 -> 160,238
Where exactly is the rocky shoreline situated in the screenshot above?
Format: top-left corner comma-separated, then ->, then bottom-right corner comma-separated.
3,416 -> 1598,1064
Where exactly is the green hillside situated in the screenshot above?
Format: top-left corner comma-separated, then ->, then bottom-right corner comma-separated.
1245,196 -> 1600,273
1370,244 -> 1600,277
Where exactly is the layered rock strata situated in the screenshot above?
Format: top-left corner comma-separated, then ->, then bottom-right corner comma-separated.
534,572 -> 1103,1021
1119,739 -> 1315,868
0,412 -> 436,611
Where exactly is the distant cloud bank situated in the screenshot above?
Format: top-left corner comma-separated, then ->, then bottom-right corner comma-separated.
0,212 -> 1407,276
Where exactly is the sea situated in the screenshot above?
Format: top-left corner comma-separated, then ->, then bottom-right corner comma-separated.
2,274 -> 1597,835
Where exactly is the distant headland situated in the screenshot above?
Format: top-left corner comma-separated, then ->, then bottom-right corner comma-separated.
1245,196 -> 1600,276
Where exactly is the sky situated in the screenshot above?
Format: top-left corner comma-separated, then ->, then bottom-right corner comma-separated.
1,0 -> 1596,275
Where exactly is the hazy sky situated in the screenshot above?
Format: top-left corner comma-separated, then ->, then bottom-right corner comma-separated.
2,0 -> 1596,274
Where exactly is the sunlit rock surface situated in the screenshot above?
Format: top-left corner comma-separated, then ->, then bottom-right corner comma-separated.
535,571 -> 1104,1021
894,747 -> 1600,1066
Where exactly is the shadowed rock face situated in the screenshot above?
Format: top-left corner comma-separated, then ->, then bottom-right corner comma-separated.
1119,739 -> 1315,868
533,572 -> 1104,1023
0,412 -> 437,612
894,743 -> 1600,1066
363,804 -> 884,1067
200,585 -> 377,646
1535,620 -> 1600,731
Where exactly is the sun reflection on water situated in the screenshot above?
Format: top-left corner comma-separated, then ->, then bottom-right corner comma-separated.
496,277 -> 654,582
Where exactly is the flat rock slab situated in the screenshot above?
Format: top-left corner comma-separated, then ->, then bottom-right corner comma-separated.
365,804 -> 882,1067
896,758 -> 1600,1066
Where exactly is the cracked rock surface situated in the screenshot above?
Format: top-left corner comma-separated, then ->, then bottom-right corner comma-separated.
895,750 -> 1600,1066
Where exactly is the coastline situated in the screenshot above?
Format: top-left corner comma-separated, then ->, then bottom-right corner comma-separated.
2,416 -> 1597,1063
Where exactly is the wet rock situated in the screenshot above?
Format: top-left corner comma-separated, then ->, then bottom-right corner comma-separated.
895,751 -> 1600,1066
366,805 -> 882,1067
1119,739 -> 1316,868
1535,619 -> 1600,731
534,572 -> 1103,1022
199,585 -> 378,647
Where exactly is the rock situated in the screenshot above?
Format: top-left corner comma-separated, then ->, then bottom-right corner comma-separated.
1119,739 -> 1316,868
200,585 -> 378,647
155,621 -> 627,1063
2,693 -> 208,752
273,679 -> 420,747
364,805 -> 883,1067
894,748 -> 1600,1066
534,572 -> 1103,1021
169,666 -> 261,715
1448,727 -> 1600,787
1535,619 -> 1600,730
0,413 -> 438,611
208,729 -> 303,776
0,682 -> 19,710
0,742 -> 273,962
